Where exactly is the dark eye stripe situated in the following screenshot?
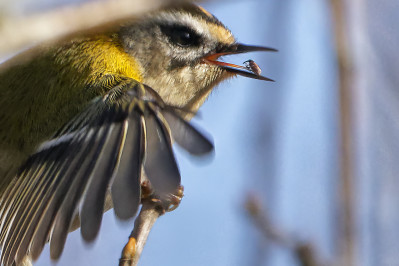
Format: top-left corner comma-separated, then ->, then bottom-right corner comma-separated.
160,24 -> 201,47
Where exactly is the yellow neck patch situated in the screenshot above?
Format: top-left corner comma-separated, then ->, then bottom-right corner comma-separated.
60,34 -> 143,85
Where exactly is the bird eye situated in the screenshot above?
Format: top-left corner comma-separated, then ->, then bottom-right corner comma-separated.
160,25 -> 201,47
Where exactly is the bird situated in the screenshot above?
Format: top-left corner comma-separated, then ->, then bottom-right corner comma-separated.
0,3 -> 275,265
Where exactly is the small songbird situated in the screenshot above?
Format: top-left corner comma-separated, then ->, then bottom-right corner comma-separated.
0,3 -> 275,265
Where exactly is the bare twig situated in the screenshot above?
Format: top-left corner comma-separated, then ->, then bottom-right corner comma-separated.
119,199 -> 164,266
119,184 -> 184,266
329,1 -> 356,265
245,194 -> 323,266
0,0 -> 190,57
1,1 -> 195,265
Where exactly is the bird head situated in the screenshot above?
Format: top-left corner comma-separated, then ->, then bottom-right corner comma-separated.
119,4 -> 276,110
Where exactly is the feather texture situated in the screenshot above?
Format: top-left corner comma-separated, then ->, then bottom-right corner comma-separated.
0,80 -> 214,265
163,110 -> 214,155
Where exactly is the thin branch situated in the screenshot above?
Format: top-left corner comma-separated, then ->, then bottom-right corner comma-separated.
119,199 -> 163,266
245,194 -> 324,266
329,0 -> 356,265
119,184 -> 184,266
0,0 -> 190,57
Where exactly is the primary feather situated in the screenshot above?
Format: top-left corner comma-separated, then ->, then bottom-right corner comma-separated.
0,78 -> 214,265
0,3 -> 274,265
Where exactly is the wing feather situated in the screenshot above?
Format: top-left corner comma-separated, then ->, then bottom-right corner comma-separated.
49,127 -> 110,260
12,144 -> 82,264
14,151 -> 78,264
29,139 -> 93,261
110,113 -> 143,220
163,110 -> 214,155
0,80 -> 214,265
143,107 -> 180,198
80,120 -> 127,242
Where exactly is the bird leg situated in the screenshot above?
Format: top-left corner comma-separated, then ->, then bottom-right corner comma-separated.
119,182 -> 184,266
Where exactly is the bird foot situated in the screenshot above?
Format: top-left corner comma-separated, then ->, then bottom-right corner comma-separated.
140,181 -> 184,213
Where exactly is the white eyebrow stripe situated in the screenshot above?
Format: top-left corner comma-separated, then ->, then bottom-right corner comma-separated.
154,12 -> 213,40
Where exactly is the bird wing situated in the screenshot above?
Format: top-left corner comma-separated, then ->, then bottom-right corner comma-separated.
0,79 -> 213,266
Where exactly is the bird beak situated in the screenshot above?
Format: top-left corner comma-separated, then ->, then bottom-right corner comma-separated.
203,43 -> 277,82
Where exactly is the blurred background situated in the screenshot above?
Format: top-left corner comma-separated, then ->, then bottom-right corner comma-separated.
1,0 -> 398,265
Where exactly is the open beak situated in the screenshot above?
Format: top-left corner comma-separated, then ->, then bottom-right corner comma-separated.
203,43 -> 277,82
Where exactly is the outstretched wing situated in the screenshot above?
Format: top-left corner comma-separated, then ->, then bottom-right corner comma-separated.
0,80 -> 213,266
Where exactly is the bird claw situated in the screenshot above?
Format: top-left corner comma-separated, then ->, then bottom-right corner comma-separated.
140,181 -> 184,212
165,185 -> 184,212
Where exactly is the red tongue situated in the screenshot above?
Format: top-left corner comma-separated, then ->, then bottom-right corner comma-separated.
203,58 -> 247,71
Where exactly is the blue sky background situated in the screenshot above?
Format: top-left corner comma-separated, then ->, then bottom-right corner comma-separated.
37,1 -> 339,265
3,0 -> 399,265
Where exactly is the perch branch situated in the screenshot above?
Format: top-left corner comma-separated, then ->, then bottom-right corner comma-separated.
0,0 -> 191,57
329,0 -> 356,265
119,199 -> 163,266
245,194 -> 323,266
119,184 -> 184,266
